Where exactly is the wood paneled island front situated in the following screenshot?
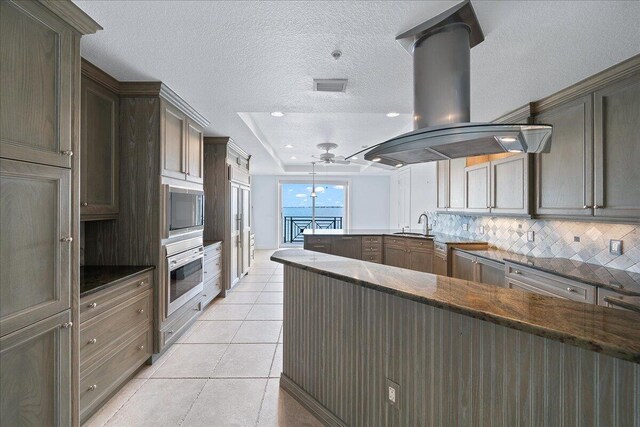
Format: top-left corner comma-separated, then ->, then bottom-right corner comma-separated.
272,249 -> 640,427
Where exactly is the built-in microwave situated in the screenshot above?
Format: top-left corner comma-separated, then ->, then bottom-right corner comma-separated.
167,186 -> 204,237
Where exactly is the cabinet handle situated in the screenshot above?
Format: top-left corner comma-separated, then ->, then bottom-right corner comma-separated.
167,330 -> 174,335
204,271 -> 208,274
61,236 -> 73,243
137,345 -> 145,351
81,202 -> 88,207
88,338 -> 97,345
60,150 -> 73,156
88,385 -> 98,391
61,322 -> 73,329
137,309 -> 144,314
566,287 -> 575,293
138,281 -> 146,287
513,270 -> 521,275
87,302 -> 97,308
593,205 -> 604,209
583,205 -> 590,209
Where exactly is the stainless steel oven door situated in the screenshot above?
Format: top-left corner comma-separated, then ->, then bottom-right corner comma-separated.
167,246 -> 204,316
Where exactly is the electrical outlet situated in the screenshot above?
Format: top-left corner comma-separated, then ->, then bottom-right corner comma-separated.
479,226 -> 485,234
610,239 -> 623,255
386,378 -> 400,408
574,236 -> 580,242
462,223 -> 468,231
527,231 -> 535,242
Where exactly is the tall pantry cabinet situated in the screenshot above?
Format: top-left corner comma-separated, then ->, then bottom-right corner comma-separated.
0,1 -> 101,426
203,137 -> 252,294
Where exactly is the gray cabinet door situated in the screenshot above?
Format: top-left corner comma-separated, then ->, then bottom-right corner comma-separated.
449,158 -> 466,211
464,162 -> 490,213
0,1 -> 74,169
332,236 -> 362,260
407,249 -> 433,273
451,250 -> 476,281
593,73 -> 640,219
490,154 -> 529,215
81,75 -> 119,218
1,310 -> 71,427
384,246 -> 407,269
161,101 -> 187,180
186,120 -> 204,183
436,160 -> 449,211
1,159 -> 71,336
534,95 -> 593,217
432,252 -> 448,277
476,258 -> 506,287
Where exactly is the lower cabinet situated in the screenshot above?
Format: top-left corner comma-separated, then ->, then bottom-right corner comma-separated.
332,236 -> 362,260
432,250 -> 448,277
0,310 -> 72,427
383,242 -> 409,269
451,250 -> 506,287
505,262 -> 596,304
79,271 -> 153,423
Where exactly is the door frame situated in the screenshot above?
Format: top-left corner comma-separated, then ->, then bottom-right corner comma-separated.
278,178 -> 350,248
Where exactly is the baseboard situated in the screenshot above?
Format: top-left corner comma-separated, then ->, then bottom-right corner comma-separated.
279,374 -> 347,427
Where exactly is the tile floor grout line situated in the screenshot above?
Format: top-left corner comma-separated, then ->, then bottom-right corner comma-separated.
97,377 -> 148,427
176,378 -> 209,427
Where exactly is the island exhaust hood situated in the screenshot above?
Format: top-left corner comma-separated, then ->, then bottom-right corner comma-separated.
356,0 -> 552,167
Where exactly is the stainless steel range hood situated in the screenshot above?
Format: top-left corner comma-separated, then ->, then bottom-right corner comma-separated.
356,0 -> 551,167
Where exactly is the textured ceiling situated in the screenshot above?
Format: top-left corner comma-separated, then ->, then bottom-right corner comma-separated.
74,0 -> 640,175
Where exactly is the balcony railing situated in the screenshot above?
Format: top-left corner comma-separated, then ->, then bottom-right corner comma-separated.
283,216 -> 343,243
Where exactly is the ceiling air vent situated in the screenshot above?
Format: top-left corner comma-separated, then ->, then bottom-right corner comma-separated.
313,79 -> 347,93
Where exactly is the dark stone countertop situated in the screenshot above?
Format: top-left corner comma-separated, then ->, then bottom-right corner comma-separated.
271,249 -> 640,364
80,265 -> 155,297
303,228 -> 485,245
455,248 -> 640,297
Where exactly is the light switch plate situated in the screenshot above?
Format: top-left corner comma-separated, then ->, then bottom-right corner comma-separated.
386,378 -> 400,408
610,239 -> 623,255
479,226 -> 485,234
527,231 -> 535,242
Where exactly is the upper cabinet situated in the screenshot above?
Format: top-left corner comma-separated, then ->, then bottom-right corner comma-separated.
534,94 -> 594,217
81,73 -> 119,219
593,73 -> 640,219
160,99 -> 206,182
490,154 -> 529,215
533,66 -> 640,222
0,1 -> 75,168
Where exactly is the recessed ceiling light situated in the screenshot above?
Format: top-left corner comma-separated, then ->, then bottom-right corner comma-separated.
285,144 -> 293,148
351,156 -> 358,160
500,137 -> 517,143
372,157 -> 381,162
386,112 -> 400,118
290,156 -> 297,160
508,149 -> 523,153
395,163 -> 403,168
271,111 -> 284,117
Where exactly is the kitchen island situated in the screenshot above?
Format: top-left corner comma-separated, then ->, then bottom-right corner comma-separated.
272,249 -> 640,426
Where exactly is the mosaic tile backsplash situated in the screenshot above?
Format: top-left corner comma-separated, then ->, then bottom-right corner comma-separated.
427,213 -> 640,273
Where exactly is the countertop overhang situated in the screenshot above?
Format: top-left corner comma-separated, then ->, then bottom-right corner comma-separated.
272,249 -> 640,364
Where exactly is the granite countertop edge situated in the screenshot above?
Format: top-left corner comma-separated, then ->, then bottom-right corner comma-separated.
271,250 -> 640,364
80,266 -> 155,298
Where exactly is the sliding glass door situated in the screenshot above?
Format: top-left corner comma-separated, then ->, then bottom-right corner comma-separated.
280,181 -> 347,245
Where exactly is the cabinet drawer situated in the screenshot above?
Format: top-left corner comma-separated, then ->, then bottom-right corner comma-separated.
80,290 -> 151,368
506,264 -> 595,304
362,236 -> 382,244
305,236 -> 332,245
80,328 -> 152,421
406,239 -> 433,251
202,275 -> 222,306
81,271 -> 153,323
362,253 -> 383,264
161,296 -> 202,348
204,242 -> 222,259
384,237 -> 406,248
306,243 -> 331,253
204,257 -> 222,283
361,241 -> 382,253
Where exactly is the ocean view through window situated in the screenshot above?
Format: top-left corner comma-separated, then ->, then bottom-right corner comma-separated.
280,182 -> 347,244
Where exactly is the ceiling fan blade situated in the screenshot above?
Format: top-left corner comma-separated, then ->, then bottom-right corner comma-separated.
333,159 -> 351,165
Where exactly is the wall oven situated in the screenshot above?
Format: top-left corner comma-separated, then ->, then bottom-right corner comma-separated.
166,243 -> 204,316
167,186 -> 204,237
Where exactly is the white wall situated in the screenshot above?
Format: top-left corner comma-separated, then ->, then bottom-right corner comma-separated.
389,163 -> 437,230
252,174 -> 391,249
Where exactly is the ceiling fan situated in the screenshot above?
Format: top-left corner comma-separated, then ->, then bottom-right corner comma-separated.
312,143 -> 350,165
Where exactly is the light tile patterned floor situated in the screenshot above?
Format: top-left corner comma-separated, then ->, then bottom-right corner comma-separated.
84,250 -> 320,427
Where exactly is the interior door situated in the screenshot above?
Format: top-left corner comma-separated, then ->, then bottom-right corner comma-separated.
241,187 -> 251,275
230,184 -> 240,286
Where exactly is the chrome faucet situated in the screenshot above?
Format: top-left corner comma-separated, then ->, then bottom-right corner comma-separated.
418,213 -> 430,236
